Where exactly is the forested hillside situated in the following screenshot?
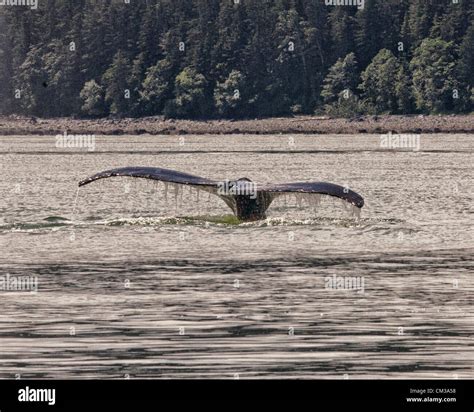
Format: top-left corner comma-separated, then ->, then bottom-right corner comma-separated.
0,0 -> 472,118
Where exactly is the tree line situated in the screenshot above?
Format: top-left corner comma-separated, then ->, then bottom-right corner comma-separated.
0,0 -> 472,119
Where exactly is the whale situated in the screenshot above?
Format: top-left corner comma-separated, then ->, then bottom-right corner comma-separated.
78,167 -> 364,221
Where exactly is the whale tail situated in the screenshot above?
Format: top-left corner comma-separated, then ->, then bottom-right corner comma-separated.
78,167 -> 364,221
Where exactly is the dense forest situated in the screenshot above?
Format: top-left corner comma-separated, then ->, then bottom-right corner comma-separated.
0,0 -> 472,119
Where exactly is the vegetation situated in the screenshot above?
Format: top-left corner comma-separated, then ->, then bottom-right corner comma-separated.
0,0 -> 472,118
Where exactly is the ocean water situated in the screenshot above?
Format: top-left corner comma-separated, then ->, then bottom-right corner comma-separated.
0,134 -> 472,379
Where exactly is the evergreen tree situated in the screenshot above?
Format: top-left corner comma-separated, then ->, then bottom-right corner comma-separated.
211,0 -> 248,81
394,64 -> 413,114
321,53 -> 363,117
14,46 -> 49,116
43,39 -> 83,115
402,0 -> 435,49
214,70 -> 249,118
458,21 -> 474,111
327,8 -> 355,64
355,0 -> 407,67
0,13 -> 12,114
80,80 -> 105,117
321,53 -> 359,105
140,59 -> 174,115
165,67 -> 209,119
410,38 -> 458,113
102,50 -> 133,116
360,49 -> 410,114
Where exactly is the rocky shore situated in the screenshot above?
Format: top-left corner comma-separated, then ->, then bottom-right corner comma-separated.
0,114 -> 473,136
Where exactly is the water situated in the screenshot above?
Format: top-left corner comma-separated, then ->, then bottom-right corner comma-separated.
0,134 -> 472,379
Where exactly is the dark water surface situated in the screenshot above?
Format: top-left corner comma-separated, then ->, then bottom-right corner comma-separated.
0,134 -> 472,378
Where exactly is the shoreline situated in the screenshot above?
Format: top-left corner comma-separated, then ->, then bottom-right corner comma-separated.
0,114 -> 473,136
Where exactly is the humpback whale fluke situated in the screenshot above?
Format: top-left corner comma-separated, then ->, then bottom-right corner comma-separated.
78,167 -> 364,221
